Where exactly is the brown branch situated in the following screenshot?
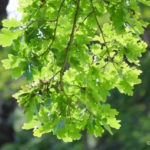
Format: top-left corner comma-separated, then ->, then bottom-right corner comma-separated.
90,0 -> 120,74
76,10 -> 94,31
40,0 -> 65,56
58,0 -> 80,117
60,0 -> 80,83
90,0 -> 110,59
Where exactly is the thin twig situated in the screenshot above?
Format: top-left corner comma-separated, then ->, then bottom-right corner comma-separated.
59,0 -> 80,116
90,0 -> 120,74
76,10 -> 94,31
24,19 -> 56,29
90,0 -> 110,58
40,0 -> 65,56
60,0 -> 80,83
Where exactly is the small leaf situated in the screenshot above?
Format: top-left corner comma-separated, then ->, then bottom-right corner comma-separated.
0,28 -> 22,47
107,118 -> 121,130
23,120 -> 40,130
2,18 -> 21,28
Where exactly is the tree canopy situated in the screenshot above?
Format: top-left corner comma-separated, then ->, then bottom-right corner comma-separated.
0,0 -> 150,142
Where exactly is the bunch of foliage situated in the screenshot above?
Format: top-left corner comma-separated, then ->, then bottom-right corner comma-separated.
0,0 -> 149,142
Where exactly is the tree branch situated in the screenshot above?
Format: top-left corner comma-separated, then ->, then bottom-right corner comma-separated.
40,0 -> 65,56
90,0 -> 110,59
90,0 -> 120,74
76,10 -> 94,31
24,19 -> 56,30
60,0 -> 80,83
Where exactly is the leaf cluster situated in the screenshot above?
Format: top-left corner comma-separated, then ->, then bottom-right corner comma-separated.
0,0 -> 149,142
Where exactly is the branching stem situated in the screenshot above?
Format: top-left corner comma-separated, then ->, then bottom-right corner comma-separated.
40,0 -> 65,56
90,0 -> 120,74
60,0 -> 80,83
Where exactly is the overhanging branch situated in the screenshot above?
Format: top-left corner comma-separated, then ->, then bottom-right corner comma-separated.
60,0 -> 80,83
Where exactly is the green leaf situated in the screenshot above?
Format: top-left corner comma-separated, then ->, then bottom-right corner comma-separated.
23,120 -> 40,130
138,0 -> 150,6
2,18 -> 21,28
2,54 -> 20,69
0,29 -> 22,47
0,0 -> 148,142
107,118 -> 121,130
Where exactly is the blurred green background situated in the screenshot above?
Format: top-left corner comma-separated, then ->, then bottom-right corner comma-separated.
0,1 -> 150,150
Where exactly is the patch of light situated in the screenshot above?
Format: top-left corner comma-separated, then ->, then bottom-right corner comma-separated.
6,0 -> 22,20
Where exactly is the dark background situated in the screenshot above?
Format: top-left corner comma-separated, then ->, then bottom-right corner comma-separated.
0,1 -> 150,150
